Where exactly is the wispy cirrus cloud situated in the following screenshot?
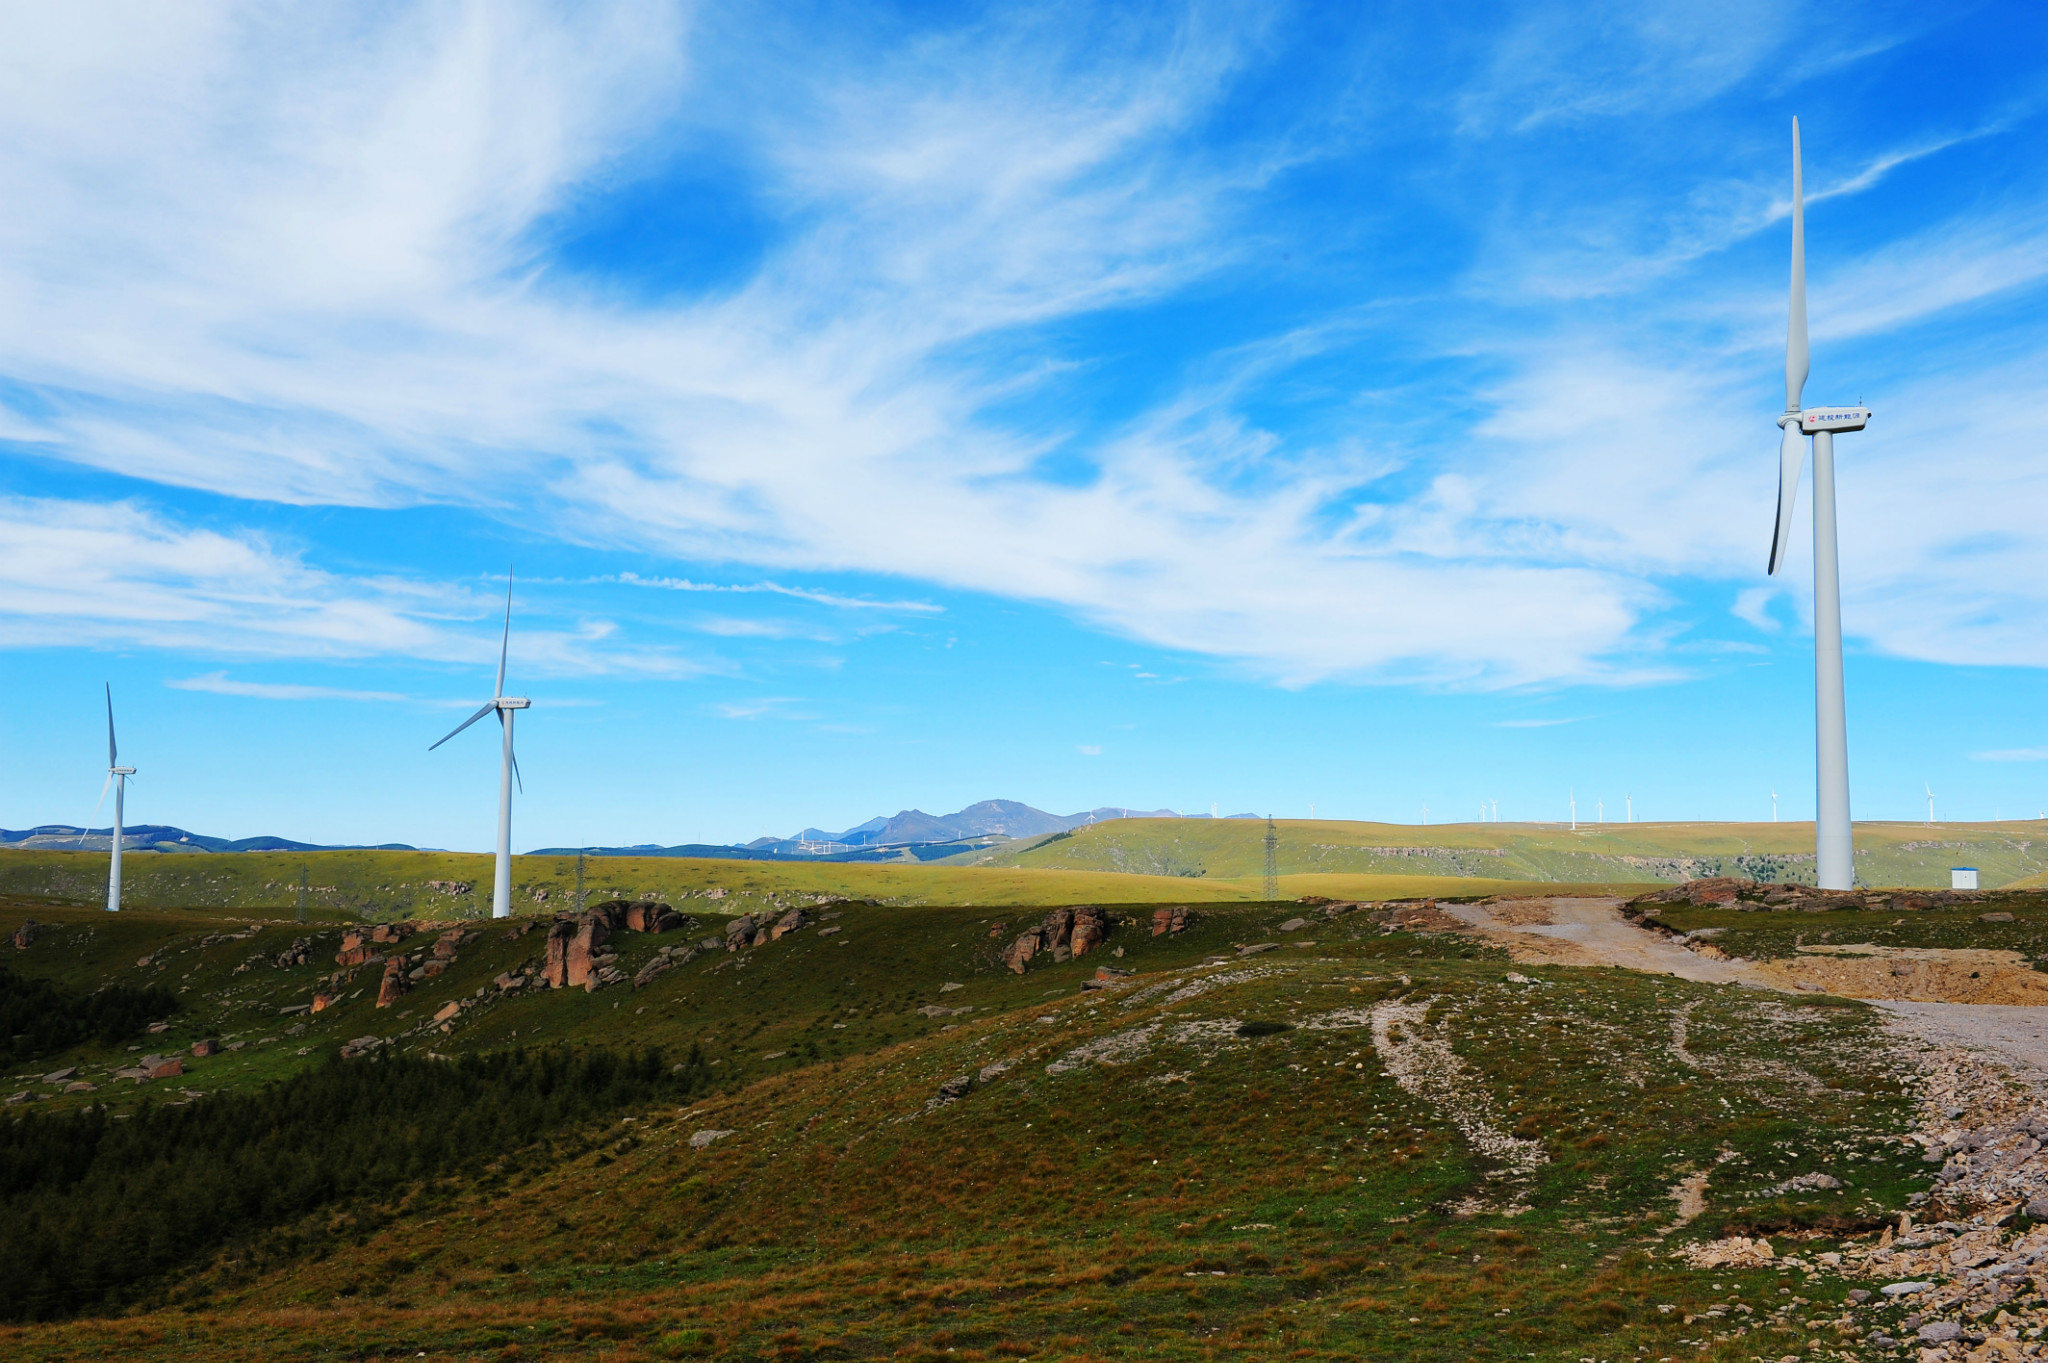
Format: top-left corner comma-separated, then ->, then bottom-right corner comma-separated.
167,672 -> 411,702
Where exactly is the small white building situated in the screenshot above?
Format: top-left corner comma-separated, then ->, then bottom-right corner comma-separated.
1952,867 -> 1980,891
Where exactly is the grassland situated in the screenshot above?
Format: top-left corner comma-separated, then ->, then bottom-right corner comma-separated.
0,887 -> 1977,1361
969,816 -> 2048,890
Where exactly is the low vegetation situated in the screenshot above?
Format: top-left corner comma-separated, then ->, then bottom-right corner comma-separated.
0,965 -> 178,1065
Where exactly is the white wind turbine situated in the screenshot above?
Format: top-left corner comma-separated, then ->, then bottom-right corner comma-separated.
1766,117 -> 1870,892
430,575 -> 531,919
1926,785 -> 1936,826
88,684 -> 136,912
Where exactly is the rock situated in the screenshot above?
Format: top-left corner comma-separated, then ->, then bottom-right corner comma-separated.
145,1058 -> 184,1080
1152,906 -> 1193,936
690,1129 -> 733,1149
1069,906 -> 1108,957
190,1039 -> 220,1058
1237,942 -> 1281,955
1882,1282 -> 1936,1297
41,1067 -> 77,1083
278,1003 -> 311,1015
433,1001 -> 460,1023
1918,1321 -> 1962,1342
375,959 -> 409,1008
724,914 -> 759,950
369,922 -> 412,945
769,908 -> 807,940
703,887 -> 727,900
63,1081 -> 95,1093
940,981 -> 963,992
633,955 -> 676,988
935,1074 -> 975,1101
1763,1171 -> 1842,1195
335,931 -> 376,968
918,1004 -> 972,1018
340,1035 -> 384,1059
987,922 -> 1009,938
147,1021 -> 170,1034
2026,1198 -> 2048,1220
1004,928 -> 1045,974
4,1091 -> 33,1105
1846,1289 -> 1872,1304
1279,917 -> 1308,932
11,920 -> 41,949
1980,912 -> 2016,922
819,926 -> 841,936
1094,966 -> 1133,981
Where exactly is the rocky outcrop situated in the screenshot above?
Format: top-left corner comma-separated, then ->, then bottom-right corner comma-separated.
633,943 -> 700,988
542,911 -> 612,989
1151,906 -> 1193,936
335,931 -> 376,968
1629,877 -> 1995,915
370,922 -> 412,945
769,908 -> 807,940
1005,907 -> 1111,973
724,914 -> 760,951
596,900 -> 689,933
375,958 -> 409,1008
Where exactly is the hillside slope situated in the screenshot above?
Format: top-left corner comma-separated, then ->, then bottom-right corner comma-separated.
0,893 -> 1945,1361
964,817 -> 2048,890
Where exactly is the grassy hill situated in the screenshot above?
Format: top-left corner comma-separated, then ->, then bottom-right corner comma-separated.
0,888 -> 1968,1361
964,816 -> 2048,890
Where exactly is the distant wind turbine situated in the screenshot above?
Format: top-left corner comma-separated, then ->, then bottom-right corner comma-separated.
1420,804 -> 1429,826
1927,785 -> 1936,826
1626,795 -> 1633,823
430,574 -> 532,919
1569,787 -> 1577,831
1766,117 -> 1871,892
1597,799 -> 1604,824
90,684 -> 136,913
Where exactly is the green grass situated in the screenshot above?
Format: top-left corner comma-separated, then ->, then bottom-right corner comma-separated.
1643,891 -> 2048,962
0,890 -> 1950,1360
971,815 -> 2048,890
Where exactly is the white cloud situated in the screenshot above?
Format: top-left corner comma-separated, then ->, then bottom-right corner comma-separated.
1077,744 -> 1103,756
0,4 -> 2042,691
1974,748 -> 2048,763
167,672 -> 410,702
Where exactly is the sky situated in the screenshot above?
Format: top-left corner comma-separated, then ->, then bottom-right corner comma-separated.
1,1 -> 2046,851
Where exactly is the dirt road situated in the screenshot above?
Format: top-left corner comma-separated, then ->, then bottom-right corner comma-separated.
1438,897 -> 1754,983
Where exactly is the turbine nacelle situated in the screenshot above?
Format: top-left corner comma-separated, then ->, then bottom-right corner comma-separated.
1799,406 -> 1870,434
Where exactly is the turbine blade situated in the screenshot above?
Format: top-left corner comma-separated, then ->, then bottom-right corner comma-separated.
1767,421 -> 1804,576
1786,116 -> 1808,414
86,772 -> 113,841
429,702 -> 497,751
105,682 -> 117,766
511,749 -> 524,796
495,570 -> 512,700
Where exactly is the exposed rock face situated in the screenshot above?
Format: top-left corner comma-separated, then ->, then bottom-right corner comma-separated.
725,914 -> 759,950
633,944 -> 700,988
769,908 -> 807,940
1069,906 -> 1107,957
1152,906 -> 1193,936
335,931 -> 375,968
1630,877 -> 1993,914
541,911 -> 612,988
10,920 -> 38,950
370,922 -> 412,945
375,959 -> 409,1008
271,937 -> 315,968
597,900 -> 688,933
1005,907 -> 1111,973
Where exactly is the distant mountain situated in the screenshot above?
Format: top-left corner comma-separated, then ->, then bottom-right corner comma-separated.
531,799 -> 1186,864
0,824 -> 421,854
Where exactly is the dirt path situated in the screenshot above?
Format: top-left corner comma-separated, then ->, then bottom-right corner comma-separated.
1872,1001 -> 2048,1092
1439,897 -> 1756,984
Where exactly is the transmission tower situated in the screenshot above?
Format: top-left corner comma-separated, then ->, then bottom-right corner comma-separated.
575,852 -> 587,913
1263,817 -> 1278,901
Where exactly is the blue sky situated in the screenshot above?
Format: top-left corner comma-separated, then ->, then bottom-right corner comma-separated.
2,1 -> 2046,850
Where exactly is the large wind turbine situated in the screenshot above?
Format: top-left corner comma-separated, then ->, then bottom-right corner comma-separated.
1766,117 -> 1870,892
430,575 -> 531,919
94,684 -> 136,912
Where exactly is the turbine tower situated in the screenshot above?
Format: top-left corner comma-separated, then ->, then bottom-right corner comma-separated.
1766,117 -> 1870,892
1926,785 -> 1936,826
431,574 -> 531,919
96,684 -> 135,912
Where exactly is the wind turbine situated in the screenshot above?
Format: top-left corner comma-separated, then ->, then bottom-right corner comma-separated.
1771,789 -> 1779,822
1926,785 -> 1936,826
1766,116 -> 1870,892
91,685 -> 136,912
430,574 -> 531,919
1569,788 -> 1577,831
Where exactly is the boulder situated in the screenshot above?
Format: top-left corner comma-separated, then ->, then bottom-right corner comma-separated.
987,922 -> 1008,938
272,936 -> 316,968
689,1129 -> 733,1149
310,992 -> 338,1013
935,1074 -> 975,1101
1980,912 -> 2017,923
724,914 -> 759,950
433,1000 -> 460,1023
41,1067 -> 77,1083
769,908 -> 807,940
604,900 -> 687,933
335,931 -> 374,967
1152,906 -> 1193,936
63,1081 -> 95,1094
565,915 -> 610,987
339,1035 -> 384,1059
190,1038 -> 220,1058
11,920 -> 40,950
1279,917 -> 1308,932
369,922 -> 412,945
542,918 -> 578,987
144,1058 -> 184,1080
1069,907 -> 1108,957
375,959 -> 409,1008
1004,928 -> 1044,974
